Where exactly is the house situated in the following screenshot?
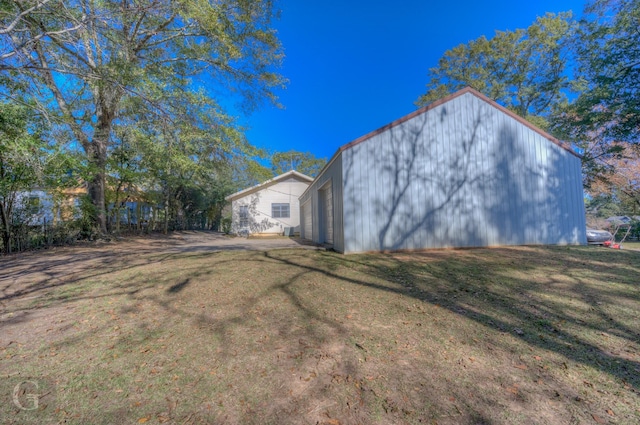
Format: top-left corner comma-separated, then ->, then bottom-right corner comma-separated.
299,87 -> 587,253
107,185 -> 155,229
606,216 -> 640,225
226,170 -> 314,235
17,186 -> 86,226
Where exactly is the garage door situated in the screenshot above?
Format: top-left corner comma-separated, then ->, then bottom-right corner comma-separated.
323,185 -> 333,244
301,200 -> 312,240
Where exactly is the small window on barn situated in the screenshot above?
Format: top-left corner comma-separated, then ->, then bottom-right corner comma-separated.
239,205 -> 249,227
272,203 -> 290,218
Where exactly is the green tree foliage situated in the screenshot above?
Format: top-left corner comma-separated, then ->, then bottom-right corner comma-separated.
550,0 -> 640,187
564,0 -> 640,144
0,0 -> 284,233
0,101 -> 70,253
111,89 -> 264,233
271,150 -> 326,177
416,12 -> 574,129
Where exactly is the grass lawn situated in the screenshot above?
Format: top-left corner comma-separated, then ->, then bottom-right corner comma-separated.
622,241 -> 640,251
1,235 -> 639,424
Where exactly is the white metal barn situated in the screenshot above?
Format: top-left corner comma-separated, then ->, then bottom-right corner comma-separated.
226,170 -> 314,235
299,87 -> 587,253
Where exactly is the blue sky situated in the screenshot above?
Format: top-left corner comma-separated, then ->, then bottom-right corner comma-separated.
241,0 -> 587,162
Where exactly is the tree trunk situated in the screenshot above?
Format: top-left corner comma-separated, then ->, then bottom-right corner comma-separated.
86,94 -> 118,235
86,153 -> 107,234
163,197 -> 169,235
113,185 -> 121,234
0,203 -> 12,254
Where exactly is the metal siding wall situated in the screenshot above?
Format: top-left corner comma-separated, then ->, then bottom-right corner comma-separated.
472,95 -> 489,246
301,153 -> 344,252
320,183 -> 334,244
334,155 -> 344,253
301,200 -> 312,240
339,91 -> 585,253
342,148 -> 356,253
453,98 -> 464,245
350,145 -> 361,251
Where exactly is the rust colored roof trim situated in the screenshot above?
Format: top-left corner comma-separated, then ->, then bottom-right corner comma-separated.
339,87 -> 580,158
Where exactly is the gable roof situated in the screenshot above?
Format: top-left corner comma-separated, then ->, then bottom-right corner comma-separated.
225,170 -> 314,202
340,87 -> 579,157
308,87 -> 580,186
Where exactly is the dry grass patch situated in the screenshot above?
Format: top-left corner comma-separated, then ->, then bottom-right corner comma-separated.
1,236 -> 639,424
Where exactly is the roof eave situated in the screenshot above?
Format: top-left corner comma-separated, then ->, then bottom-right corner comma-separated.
339,87 -> 581,159
225,170 -> 314,202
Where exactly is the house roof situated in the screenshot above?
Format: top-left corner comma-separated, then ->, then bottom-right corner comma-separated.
308,87 -> 580,186
606,216 -> 640,224
225,170 -> 314,202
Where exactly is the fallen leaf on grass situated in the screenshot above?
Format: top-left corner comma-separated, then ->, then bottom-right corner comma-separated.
533,355 -> 542,361
592,414 -> 606,424
137,417 -> 150,423
606,409 -> 615,416
514,364 -> 528,370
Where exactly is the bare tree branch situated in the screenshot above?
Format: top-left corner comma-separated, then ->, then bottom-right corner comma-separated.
0,0 -> 53,35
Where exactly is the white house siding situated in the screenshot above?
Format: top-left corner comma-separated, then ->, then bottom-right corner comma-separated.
230,177 -> 310,235
299,157 -> 344,251
16,190 -> 56,225
308,89 -> 586,254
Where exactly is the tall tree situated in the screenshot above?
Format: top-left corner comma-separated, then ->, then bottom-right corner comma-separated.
0,0 -> 284,233
589,143 -> 640,213
0,101 -> 69,253
562,0 -> 640,144
416,12 -> 574,129
271,150 -> 326,177
550,0 -> 640,186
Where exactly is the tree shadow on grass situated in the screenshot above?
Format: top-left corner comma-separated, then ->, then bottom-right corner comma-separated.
1,243 -> 639,424
250,247 -> 640,391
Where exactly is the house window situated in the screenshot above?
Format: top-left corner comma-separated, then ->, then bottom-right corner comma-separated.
272,203 -> 290,218
239,205 -> 249,227
27,196 -> 41,215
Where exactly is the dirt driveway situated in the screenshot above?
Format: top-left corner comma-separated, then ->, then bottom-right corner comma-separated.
160,231 -> 323,252
0,232 -> 321,308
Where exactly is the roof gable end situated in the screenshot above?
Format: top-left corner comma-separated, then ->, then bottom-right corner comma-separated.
339,87 -> 579,158
225,170 -> 314,201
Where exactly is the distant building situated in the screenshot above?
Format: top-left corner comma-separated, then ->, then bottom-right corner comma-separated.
606,216 -> 640,225
17,186 -> 86,226
226,170 -> 314,235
